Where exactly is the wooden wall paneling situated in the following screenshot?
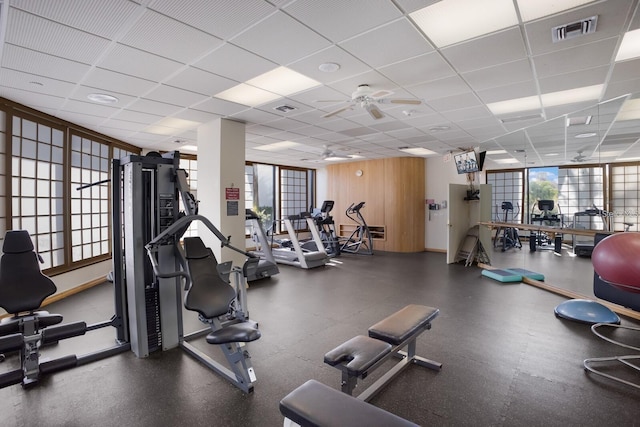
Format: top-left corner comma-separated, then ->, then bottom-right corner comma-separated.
327,157 -> 425,253
384,158 -> 425,252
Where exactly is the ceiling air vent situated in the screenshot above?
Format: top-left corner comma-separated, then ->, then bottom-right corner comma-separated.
552,16 -> 598,43
274,105 -> 297,113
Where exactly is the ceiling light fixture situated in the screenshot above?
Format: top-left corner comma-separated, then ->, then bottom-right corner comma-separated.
410,0 -> 518,47
87,93 -> 119,104
516,0 -> 597,22
575,132 -> 597,138
254,141 -> 300,151
318,62 -> 340,72
399,147 -> 437,156
615,28 -> 640,62
429,126 -> 451,131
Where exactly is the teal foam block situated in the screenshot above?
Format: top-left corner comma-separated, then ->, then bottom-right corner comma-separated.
481,269 -> 523,283
504,268 -> 545,281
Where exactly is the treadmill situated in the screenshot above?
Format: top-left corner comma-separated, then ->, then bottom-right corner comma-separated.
245,209 -> 280,280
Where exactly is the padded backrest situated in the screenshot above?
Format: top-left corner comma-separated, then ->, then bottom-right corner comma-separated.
0,230 -> 57,314
183,237 -> 236,319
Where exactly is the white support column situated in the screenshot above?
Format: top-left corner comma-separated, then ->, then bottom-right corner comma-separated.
197,118 -> 246,267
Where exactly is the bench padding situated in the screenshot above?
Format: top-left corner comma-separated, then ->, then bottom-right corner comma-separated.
279,379 -> 419,427
323,335 -> 391,376
368,304 -> 439,345
206,320 -> 261,344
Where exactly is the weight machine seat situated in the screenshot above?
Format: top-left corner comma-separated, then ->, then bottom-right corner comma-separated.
0,230 -> 60,318
206,320 -> 260,344
183,237 -> 260,344
183,237 -> 237,319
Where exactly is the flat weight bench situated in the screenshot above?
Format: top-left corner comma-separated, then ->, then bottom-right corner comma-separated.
280,379 -> 419,427
324,304 -> 442,402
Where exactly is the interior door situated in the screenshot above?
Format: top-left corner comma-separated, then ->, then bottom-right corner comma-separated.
447,184 -> 470,263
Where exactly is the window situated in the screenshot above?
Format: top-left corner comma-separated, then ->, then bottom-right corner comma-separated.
11,114 -> 66,269
610,164 -> 639,231
70,132 -> 110,263
5,103 -> 140,274
244,162 -> 314,234
486,170 -> 524,223
180,156 -> 198,238
280,167 -> 309,231
558,166 -> 605,230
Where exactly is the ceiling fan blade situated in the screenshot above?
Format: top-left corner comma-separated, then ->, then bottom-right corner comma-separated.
388,99 -> 422,105
323,105 -> 353,118
314,99 -> 349,103
365,103 -> 385,120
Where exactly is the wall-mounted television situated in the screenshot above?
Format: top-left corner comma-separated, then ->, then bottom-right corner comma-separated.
454,150 -> 479,174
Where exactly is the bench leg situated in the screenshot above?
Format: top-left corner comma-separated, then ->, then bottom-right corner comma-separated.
341,369 -> 358,395
399,339 -> 442,371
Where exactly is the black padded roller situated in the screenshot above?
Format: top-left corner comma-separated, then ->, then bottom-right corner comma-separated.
39,355 -> 78,374
42,321 -> 87,344
0,369 -> 24,388
0,332 -> 23,353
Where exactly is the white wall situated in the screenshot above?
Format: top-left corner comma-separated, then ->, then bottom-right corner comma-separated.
424,156 -> 486,251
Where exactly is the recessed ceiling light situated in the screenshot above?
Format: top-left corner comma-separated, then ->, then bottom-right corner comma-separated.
318,62 -> 340,72
429,126 -> 451,132
545,153 -> 560,156
181,145 -> 198,152
575,132 -> 597,138
87,93 -> 119,104
516,0 -> 597,22
410,0 -> 518,47
486,150 -> 507,155
494,158 -> 520,164
246,66 -> 320,96
254,141 -> 300,151
399,147 -> 437,156
615,28 -> 640,62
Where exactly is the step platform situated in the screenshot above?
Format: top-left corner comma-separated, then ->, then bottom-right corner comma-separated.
481,267 -> 544,283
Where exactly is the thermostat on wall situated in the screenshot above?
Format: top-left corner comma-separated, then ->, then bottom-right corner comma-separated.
355,169 -> 363,177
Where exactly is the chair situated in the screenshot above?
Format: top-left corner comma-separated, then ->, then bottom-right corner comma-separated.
584,232 -> 640,389
0,230 -> 63,387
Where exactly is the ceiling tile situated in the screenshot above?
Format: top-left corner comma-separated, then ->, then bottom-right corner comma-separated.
97,44 -> 185,82
462,59 -> 534,91
120,9 -> 223,64
194,43 -> 277,82
128,99 -> 184,117
408,75 -> 472,100
10,0 -> 140,39
0,68 -> 76,98
533,37 -> 619,78
0,87 -> 66,110
339,18 -> 433,68
379,52 -> 455,86
6,8 -> 111,64
1,44 -> 91,83
111,109 -> 164,125
230,11 -> 331,65
440,27 -> 527,73
538,66 -> 609,93
428,92 -> 483,112
149,0 -> 274,39
284,0 -> 403,43
476,80 -> 538,104
82,68 -> 157,97
610,58 -> 640,82
145,85 -> 209,107
164,67 -> 236,96
288,46 -> 371,85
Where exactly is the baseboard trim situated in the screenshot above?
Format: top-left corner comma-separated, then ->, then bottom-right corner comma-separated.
425,248 -> 447,253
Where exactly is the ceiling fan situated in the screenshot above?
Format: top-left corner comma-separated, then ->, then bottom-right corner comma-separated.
571,149 -> 588,162
318,84 -> 422,120
319,145 -> 350,160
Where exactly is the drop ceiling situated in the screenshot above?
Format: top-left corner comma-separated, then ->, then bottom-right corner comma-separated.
0,0 -> 639,168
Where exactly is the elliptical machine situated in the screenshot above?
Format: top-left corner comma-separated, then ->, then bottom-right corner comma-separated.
339,202 -> 374,255
493,201 -> 522,252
